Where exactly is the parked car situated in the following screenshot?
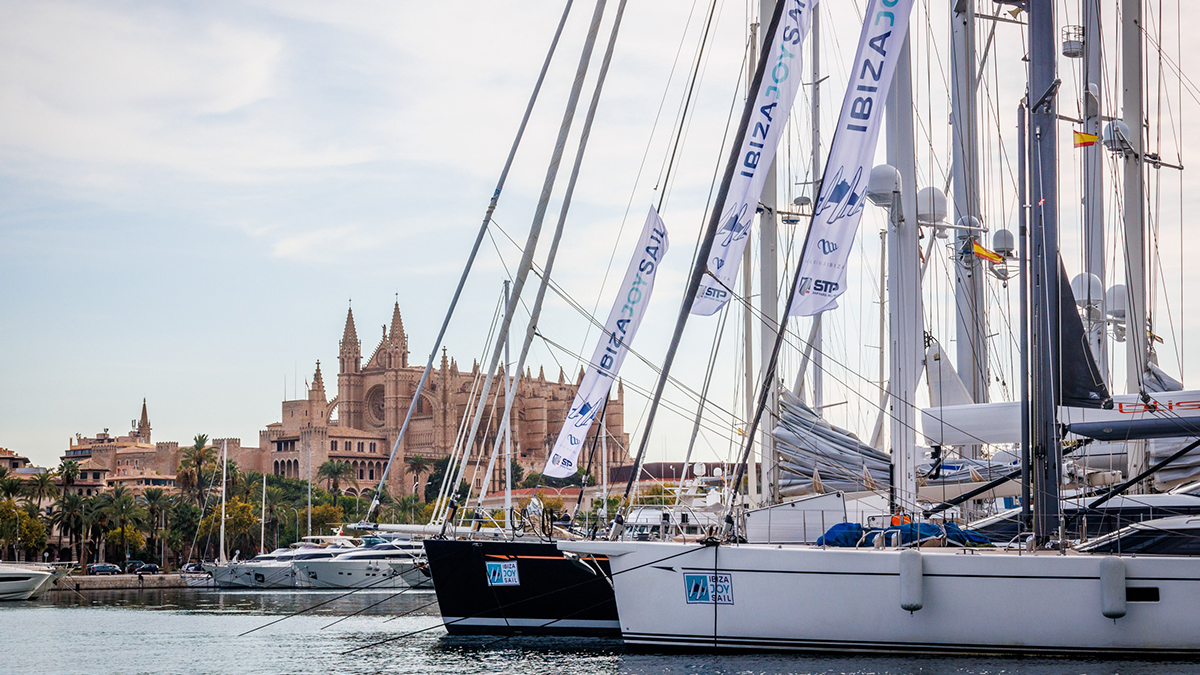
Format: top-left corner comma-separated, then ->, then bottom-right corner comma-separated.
87,563 -> 121,575
181,563 -> 206,574
136,564 -> 161,574
124,560 -> 146,574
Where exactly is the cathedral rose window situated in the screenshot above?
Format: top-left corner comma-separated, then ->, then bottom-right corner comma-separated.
366,386 -> 386,426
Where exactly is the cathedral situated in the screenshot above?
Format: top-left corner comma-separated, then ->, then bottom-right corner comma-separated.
259,302 -> 630,498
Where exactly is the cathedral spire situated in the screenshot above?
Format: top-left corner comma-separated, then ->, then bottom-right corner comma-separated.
339,306 -> 361,374
311,360 -> 326,401
388,301 -> 405,345
136,399 -> 151,442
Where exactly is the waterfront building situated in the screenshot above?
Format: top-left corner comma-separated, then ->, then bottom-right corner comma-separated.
53,302 -> 630,501
256,302 -> 630,498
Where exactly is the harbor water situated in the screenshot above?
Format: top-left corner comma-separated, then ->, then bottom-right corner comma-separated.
2,589 -> 1197,675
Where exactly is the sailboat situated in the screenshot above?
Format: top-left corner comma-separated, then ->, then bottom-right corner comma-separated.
560,0 -> 1200,656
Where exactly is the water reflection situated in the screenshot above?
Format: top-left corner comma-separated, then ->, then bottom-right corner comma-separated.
3,590 -> 1193,675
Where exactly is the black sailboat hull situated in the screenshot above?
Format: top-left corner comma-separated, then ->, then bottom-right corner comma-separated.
424,538 -> 619,637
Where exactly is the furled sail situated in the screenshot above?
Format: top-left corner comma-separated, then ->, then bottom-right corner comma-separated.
788,0 -> 916,317
691,0 -> 816,316
544,207 -> 669,478
1057,261 -> 1111,409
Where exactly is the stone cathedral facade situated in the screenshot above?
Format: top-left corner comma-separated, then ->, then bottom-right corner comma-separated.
259,303 -> 630,498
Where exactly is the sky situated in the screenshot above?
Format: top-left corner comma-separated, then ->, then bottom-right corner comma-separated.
3,0 -> 1198,471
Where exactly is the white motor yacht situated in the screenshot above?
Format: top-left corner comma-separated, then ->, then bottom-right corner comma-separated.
294,541 -> 430,589
0,564 -> 54,601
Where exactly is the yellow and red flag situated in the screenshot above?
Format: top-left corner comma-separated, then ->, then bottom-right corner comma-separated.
1074,131 -> 1099,148
973,241 -> 1004,264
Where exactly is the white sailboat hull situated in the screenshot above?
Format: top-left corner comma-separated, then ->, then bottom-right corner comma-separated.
560,541 -> 1200,655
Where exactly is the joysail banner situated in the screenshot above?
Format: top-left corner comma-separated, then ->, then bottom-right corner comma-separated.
544,207 -> 669,478
690,0 -> 816,316
788,0 -> 916,317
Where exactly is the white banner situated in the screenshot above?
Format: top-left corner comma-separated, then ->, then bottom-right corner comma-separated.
788,0 -> 915,317
544,207 -> 670,478
691,0 -> 816,316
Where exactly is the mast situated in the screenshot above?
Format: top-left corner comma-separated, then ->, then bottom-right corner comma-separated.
219,440 -> 227,563
1121,0 -> 1148,482
1082,0 -> 1108,380
758,0 -> 781,506
950,0 -> 988,422
743,17 -> 760,508
1028,0 -> 1062,545
503,280 -> 513,532
260,470 -> 266,553
807,0 -> 824,433
885,35 -> 921,515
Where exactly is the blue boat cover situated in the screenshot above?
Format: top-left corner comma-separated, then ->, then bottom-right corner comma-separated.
943,521 -> 994,547
816,522 -> 864,547
815,522 -> 992,548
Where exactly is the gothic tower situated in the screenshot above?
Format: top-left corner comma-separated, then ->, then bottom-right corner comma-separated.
338,307 -> 364,429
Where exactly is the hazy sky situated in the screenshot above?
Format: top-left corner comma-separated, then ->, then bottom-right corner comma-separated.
3,0 -> 1198,470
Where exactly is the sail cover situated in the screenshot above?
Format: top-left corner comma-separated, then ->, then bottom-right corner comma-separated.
1057,260 -> 1112,408
788,0 -> 916,317
544,207 -> 669,478
691,0 -> 816,316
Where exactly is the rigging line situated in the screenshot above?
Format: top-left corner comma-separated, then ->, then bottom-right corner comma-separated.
472,0 -> 630,510
656,0 -> 721,213
711,267 -> 999,454
615,0 -> 795,521
536,331 -> 750,447
578,0 -> 705,362
660,0 -> 736,212
362,0 -> 577,523
453,0 -> 612,518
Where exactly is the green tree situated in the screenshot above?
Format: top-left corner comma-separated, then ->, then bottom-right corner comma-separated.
178,435 -> 216,509
316,461 -> 353,497
49,491 -> 86,561
168,501 -> 201,564
19,506 -> 47,559
0,476 -> 23,501
101,487 -> 147,562
424,456 -> 469,503
0,498 -> 19,559
58,459 -> 80,493
197,498 -> 257,558
301,503 -> 343,535
404,454 -> 430,494
105,525 -> 144,552
140,488 -> 172,565
26,471 -> 58,510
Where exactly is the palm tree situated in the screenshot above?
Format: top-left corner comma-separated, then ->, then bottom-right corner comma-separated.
0,476 -> 22,501
404,455 -> 431,496
263,486 -> 285,549
141,489 -> 172,565
83,495 -> 109,564
58,459 -> 80,494
101,487 -> 147,562
316,461 -> 353,497
179,435 -> 216,509
27,471 -> 58,510
50,492 -> 85,562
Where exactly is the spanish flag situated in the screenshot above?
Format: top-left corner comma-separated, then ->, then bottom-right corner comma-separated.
1074,131 -> 1099,148
973,241 -> 1004,264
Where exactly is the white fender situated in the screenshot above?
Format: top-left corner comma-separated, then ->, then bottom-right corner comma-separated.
1100,556 -> 1127,619
899,549 -> 923,612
